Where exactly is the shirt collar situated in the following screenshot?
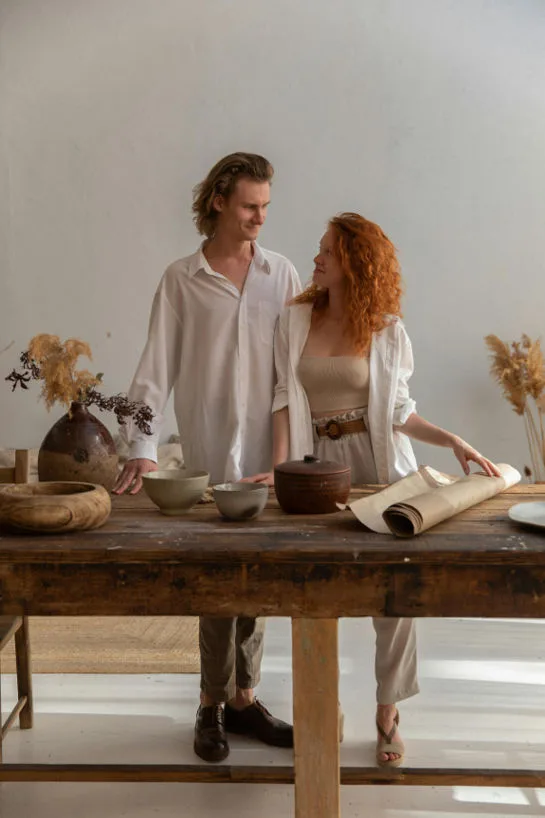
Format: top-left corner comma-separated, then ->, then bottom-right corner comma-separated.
251,243 -> 271,274
187,242 -> 270,278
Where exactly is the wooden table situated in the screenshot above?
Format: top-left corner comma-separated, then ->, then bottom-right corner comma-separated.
1,484 -> 545,816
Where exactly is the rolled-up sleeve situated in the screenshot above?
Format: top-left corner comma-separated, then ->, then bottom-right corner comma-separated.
272,308 -> 290,413
392,322 -> 417,426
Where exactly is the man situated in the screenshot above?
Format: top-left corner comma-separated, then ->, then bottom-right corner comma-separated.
114,152 -> 301,763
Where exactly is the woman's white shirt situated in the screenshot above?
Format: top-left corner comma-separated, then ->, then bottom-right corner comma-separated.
272,302 -> 417,483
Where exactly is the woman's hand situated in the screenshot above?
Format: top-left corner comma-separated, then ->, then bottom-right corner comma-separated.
450,437 -> 501,477
398,414 -> 501,478
240,471 -> 275,486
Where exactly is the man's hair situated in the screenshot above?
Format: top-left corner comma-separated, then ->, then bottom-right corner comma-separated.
192,152 -> 274,237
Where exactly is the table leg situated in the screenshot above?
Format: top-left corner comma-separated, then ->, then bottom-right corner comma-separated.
292,617 -> 340,818
0,650 -> 3,763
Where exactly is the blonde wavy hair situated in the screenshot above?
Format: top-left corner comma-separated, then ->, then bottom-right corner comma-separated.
192,152 -> 273,237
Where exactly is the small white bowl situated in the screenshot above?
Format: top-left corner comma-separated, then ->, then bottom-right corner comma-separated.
213,483 -> 269,521
142,469 -> 209,515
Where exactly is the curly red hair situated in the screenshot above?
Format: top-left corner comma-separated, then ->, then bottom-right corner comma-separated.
294,212 -> 403,353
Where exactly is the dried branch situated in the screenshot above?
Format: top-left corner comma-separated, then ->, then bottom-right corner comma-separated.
85,388 -> 154,435
485,333 -> 545,481
6,335 -> 154,436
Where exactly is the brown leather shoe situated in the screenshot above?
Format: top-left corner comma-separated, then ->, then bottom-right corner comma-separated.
194,705 -> 229,763
224,699 -> 293,747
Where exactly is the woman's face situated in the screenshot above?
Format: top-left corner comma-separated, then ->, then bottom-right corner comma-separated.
312,227 -> 345,290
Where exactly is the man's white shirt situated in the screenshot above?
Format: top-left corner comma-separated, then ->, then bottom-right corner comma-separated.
124,243 -> 301,482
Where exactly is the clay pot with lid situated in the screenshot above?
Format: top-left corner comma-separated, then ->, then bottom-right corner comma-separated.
274,455 -> 351,514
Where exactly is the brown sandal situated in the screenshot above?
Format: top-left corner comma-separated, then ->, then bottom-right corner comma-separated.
376,709 -> 404,768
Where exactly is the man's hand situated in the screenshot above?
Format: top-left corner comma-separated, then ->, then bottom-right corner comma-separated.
113,458 -> 158,495
240,471 -> 275,487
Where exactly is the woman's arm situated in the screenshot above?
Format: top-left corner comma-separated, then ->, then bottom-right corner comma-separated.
241,407 -> 290,485
396,413 -> 501,477
272,406 -> 290,468
390,322 -> 500,478
242,308 -> 293,485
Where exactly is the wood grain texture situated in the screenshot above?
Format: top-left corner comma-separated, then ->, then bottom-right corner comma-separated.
1,764 -> 545,786
0,450 -> 30,485
293,618 -> 339,818
14,614 -> 33,728
14,450 -> 30,484
0,485 -> 544,563
0,482 -> 111,533
0,764 -> 545,788
1,486 -> 544,619
1,483 -> 544,796
0,616 -> 22,649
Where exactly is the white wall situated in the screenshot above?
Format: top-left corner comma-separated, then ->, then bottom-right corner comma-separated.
1,0 -> 544,474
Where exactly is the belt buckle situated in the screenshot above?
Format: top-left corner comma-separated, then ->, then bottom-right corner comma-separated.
324,419 -> 342,440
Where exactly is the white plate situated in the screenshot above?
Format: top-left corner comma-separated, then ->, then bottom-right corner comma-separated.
508,501 -> 545,530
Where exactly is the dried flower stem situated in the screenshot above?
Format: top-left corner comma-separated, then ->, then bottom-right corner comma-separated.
540,409 -> 545,466
6,335 -> 154,436
528,405 -> 545,480
485,333 -> 545,483
522,412 -> 539,479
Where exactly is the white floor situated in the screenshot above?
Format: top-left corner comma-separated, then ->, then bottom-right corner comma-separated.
2,617 -> 545,817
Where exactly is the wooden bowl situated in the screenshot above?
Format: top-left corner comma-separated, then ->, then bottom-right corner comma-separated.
0,482 -> 111,533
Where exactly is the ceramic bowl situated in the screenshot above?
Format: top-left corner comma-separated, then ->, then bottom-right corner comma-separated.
274,455 -> 351,514
213,483 -> 269,521
142,469 -> 209,515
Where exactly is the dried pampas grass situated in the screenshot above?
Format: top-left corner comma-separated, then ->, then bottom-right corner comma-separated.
6,334 -> 154,435
485,333 -> 545,481
26,334 -> 100,409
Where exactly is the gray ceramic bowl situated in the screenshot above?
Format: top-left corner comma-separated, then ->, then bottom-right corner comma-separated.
213,482 -> 269,521
142,469 -> 209,515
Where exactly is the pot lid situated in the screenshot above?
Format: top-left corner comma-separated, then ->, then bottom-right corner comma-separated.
274,454 -> 350,477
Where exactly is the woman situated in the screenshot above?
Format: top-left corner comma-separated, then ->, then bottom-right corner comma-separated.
246,212 -> 499,767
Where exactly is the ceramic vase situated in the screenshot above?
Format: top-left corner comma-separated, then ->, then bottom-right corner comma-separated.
38,402 -> 119,490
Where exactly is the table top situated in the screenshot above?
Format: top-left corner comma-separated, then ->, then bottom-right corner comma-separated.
1,484 -> 544,567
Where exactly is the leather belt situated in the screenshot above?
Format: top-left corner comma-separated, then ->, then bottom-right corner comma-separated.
315,417 -> 367,441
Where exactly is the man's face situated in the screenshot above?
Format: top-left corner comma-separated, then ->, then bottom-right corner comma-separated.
214,179 -> 270,242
